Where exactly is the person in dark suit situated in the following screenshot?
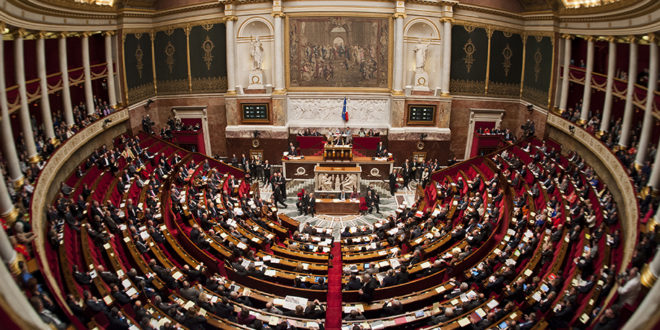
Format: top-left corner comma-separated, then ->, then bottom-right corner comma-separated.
262,160 -> 271,185
297,191 -> 310,215
389,169 -> 398,196
376,141 -> 386,157
366,190 -> 380,214
306,193 -> 316,216
287,142 -> 298,156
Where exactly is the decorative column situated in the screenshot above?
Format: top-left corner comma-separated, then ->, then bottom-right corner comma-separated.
578,36 -> 594,124
14,29 -> 40,163
272,0 -> 285,93
649,137 -> 660,191
558,35 -> 572,112
0,32 -> 24,187
225,16 -> 237,94
0,218 -> 18,276
104,31 -> 117,107
0,170 -> 17,227
635,37 -> 658,167
37,33 -> 56,144
618,37 -> 638,148
440,18 -> 452,96
59,33 -> 74,127
224,1 -> 238,95
82,33 -> 95,115
392,13 -> 405,94
598,37 -> 617,135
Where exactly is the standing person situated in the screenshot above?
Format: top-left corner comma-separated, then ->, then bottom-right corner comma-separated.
389,169 -> 398,196
306,193 -> 316,216
402,159 -> 412,190
262,160 -> 271,186
273,181 -> 288,209
279,172 -> 287,198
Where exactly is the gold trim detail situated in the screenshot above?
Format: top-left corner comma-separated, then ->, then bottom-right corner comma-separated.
165,41 -> 176,74
135,44 -> 144,79
7,254 -> 23,277
640,263 -> 657,288
1,208 -> 19,226
202,36 -> 215,71
502,44 -> 513,77
534,47 -> 543,83
12,177 -> 24,190
29,154 -> 41,164
185,25 -> 192,93
463,38 -> 476,73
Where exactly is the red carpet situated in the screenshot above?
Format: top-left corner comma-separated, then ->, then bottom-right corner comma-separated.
325,242 -> 343,329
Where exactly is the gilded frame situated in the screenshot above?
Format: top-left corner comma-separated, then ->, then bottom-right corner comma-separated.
284,12 -> 393,92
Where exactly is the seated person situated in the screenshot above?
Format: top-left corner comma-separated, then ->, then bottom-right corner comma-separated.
287,142 -> 298,156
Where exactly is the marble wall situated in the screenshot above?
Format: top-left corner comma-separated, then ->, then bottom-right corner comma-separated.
449,97 -> 547,158
128,96 -> 228,156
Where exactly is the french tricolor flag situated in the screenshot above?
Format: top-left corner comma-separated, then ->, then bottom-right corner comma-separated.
341,97 -> 349,122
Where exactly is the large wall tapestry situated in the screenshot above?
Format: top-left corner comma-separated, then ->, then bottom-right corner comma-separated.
189,23 -> 228,93
522,35 -> 554,108
287,15 -> 391,90
154,28 -> 189,95
450,25 -> 488,96
124,32 -> 155,103
488,30 -> 523,98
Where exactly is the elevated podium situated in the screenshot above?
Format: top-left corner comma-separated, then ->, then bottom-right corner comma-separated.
323,144 -> 353,161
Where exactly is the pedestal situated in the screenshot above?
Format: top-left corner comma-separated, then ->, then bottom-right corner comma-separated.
314,165 -> 361,194
248,70 -> 264,89
413,71 -> 430,92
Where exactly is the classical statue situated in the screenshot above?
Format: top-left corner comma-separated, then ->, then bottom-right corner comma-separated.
334,175 -> 342,192
250,37 -> 264,71
413,42 -> 429,72
319,173 -> 334,191
342,174 -> 358,192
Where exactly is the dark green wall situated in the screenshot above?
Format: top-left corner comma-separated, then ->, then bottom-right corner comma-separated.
154,28 -> 189,95
124,32 -> 155,103
189,23 -> 228,93
522,35 -> 554,107
122,23 -> 227,105
450,25 -> 488,96
488,31 -> 523,98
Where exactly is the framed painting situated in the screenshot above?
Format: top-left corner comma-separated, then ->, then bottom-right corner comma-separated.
286,14 -> 392,91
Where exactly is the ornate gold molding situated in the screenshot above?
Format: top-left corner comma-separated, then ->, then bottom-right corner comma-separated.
393,13 -> 407,19
641,263 -> 657,288
1,208 -> 18,226
29,154 -> 42,164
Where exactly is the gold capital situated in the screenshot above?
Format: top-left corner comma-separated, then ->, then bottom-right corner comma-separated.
224,15 -> 238,22
1,208 -> 18,227
393,12 -> 406,19
103,31 -> 115,37
15,28 -> 28,39
271,11 -> 285,18
640,263 -> 658,288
